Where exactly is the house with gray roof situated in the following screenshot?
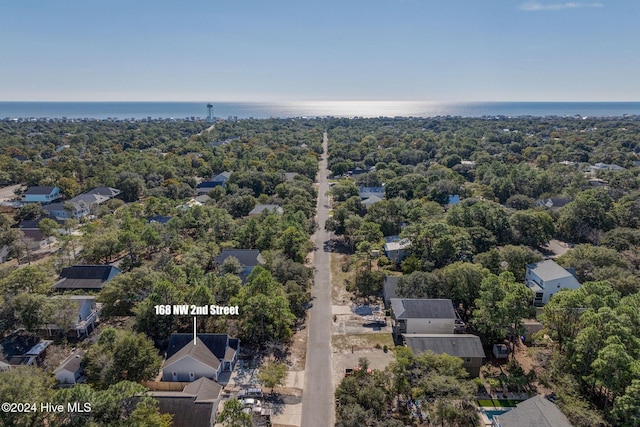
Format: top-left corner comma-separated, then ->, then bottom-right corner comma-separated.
196,171 -> 231,194
150,377 -> 222,427
44,296 -> 101,338
404,334 -> 486,376
54,349 -> 85,384
383,276 -> 399,308
383,237 -> 411,264
215,249 -> 265,282
52,265 -> 121,291
23,186 -> 61,204
525,259 -> 580,306
0,245 -> 9,264
248,204 -> 283,216
492,395 -> 573,427
390,298 -> 457,338
362,194 -> 383,209
162,334 -> 239,383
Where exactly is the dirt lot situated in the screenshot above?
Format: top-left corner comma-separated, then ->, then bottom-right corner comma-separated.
331,344 -> 396,389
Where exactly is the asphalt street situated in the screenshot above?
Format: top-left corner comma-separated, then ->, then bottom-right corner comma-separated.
300,132 -> 334,427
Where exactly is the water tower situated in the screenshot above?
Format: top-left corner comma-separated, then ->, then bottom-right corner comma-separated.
206,103 -> 214,123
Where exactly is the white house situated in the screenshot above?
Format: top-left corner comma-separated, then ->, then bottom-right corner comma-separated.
390,298 -> 457,338
525,259 -> 581,306
54,349 -> 85,384
384,238 -> 411,264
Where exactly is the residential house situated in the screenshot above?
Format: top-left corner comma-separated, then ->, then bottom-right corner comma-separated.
0,245 -> 9,263
44,200 -> 90,220
162,334 -> 239,383
536,197 -> 571,209
282,172 -> 299,181
384,237 -> 411,264
147,215 -> 173,224
525,259 -> 581,306
52,265 -> 121,291
196,171 -> 231,194
586,162 -> 625,175
362,194 -> 383,209
248,204 -> 284,216
23,186 -> 61,204
21,229 -> 55,250
215,249 -> 265,282
383,276 -> 399,308
0,331 -> 52,371
492,395 -> 573,427
54,349 -> 85,384
150,377 -> 222,427
44,296 -> 101,338
390,298 -> 457,338
403,334 -> 486,377
358,186 -> 385,200
85,186 -> 122,199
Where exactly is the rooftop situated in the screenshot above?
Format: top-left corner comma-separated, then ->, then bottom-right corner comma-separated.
403,334 -> 485,358
527,259 -> 575,282
390,298 -> 456,320
493,395 -> 573,427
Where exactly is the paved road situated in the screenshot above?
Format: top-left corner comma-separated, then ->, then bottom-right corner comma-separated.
301,132 -> 334,427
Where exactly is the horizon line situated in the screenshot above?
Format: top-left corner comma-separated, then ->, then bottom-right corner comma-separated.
1,100 -> 639,103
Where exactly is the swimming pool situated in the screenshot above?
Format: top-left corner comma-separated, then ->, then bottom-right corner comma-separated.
483,408 -> 510,421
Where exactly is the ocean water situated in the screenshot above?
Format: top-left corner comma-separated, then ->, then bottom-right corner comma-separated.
1,101 -> 640,120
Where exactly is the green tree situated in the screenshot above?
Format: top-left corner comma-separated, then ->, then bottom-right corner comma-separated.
258,360 -> 288,391
472,272 -> 534,349
509,210 -> 555,247
218,398 -> 252,427
0,366 -> 54,427
84,328 -> 162,385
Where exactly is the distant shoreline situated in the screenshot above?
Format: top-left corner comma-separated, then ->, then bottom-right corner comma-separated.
1,101 -> 640,120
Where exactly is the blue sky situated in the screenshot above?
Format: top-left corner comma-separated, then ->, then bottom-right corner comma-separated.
1,0 -> 638,101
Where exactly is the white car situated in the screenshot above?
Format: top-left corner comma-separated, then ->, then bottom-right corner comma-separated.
241,398 -> 261,408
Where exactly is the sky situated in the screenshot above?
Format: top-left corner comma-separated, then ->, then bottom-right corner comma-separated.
1,0 -> 638,102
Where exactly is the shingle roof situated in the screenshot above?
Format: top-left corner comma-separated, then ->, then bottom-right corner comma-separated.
493,395 -> 573,427
390,298 -> 456,319
54,349 -> 85,374
527,260 -> 575,282
249,204 -> 283,215
211,171 -> 231,182
404,334 -> 485,358
383,276 -> 399,303
24,186 -> 57,195
215,249 -> 263,267
164,337 -> 221,370
85,186 -> 121,198
151,379 -> 221,427
53,265 -> 120,290
182,377 -> 223,402
166,334 -> 239,362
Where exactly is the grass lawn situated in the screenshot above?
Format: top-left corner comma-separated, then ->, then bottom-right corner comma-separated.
476,399 -> 521,408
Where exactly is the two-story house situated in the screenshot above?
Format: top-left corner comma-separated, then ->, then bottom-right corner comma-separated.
23,186 -> 61,204
404,334 -> 486,377
390,298 -> 457,339
525,259 -> 581,306
162,334 -> 239,383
